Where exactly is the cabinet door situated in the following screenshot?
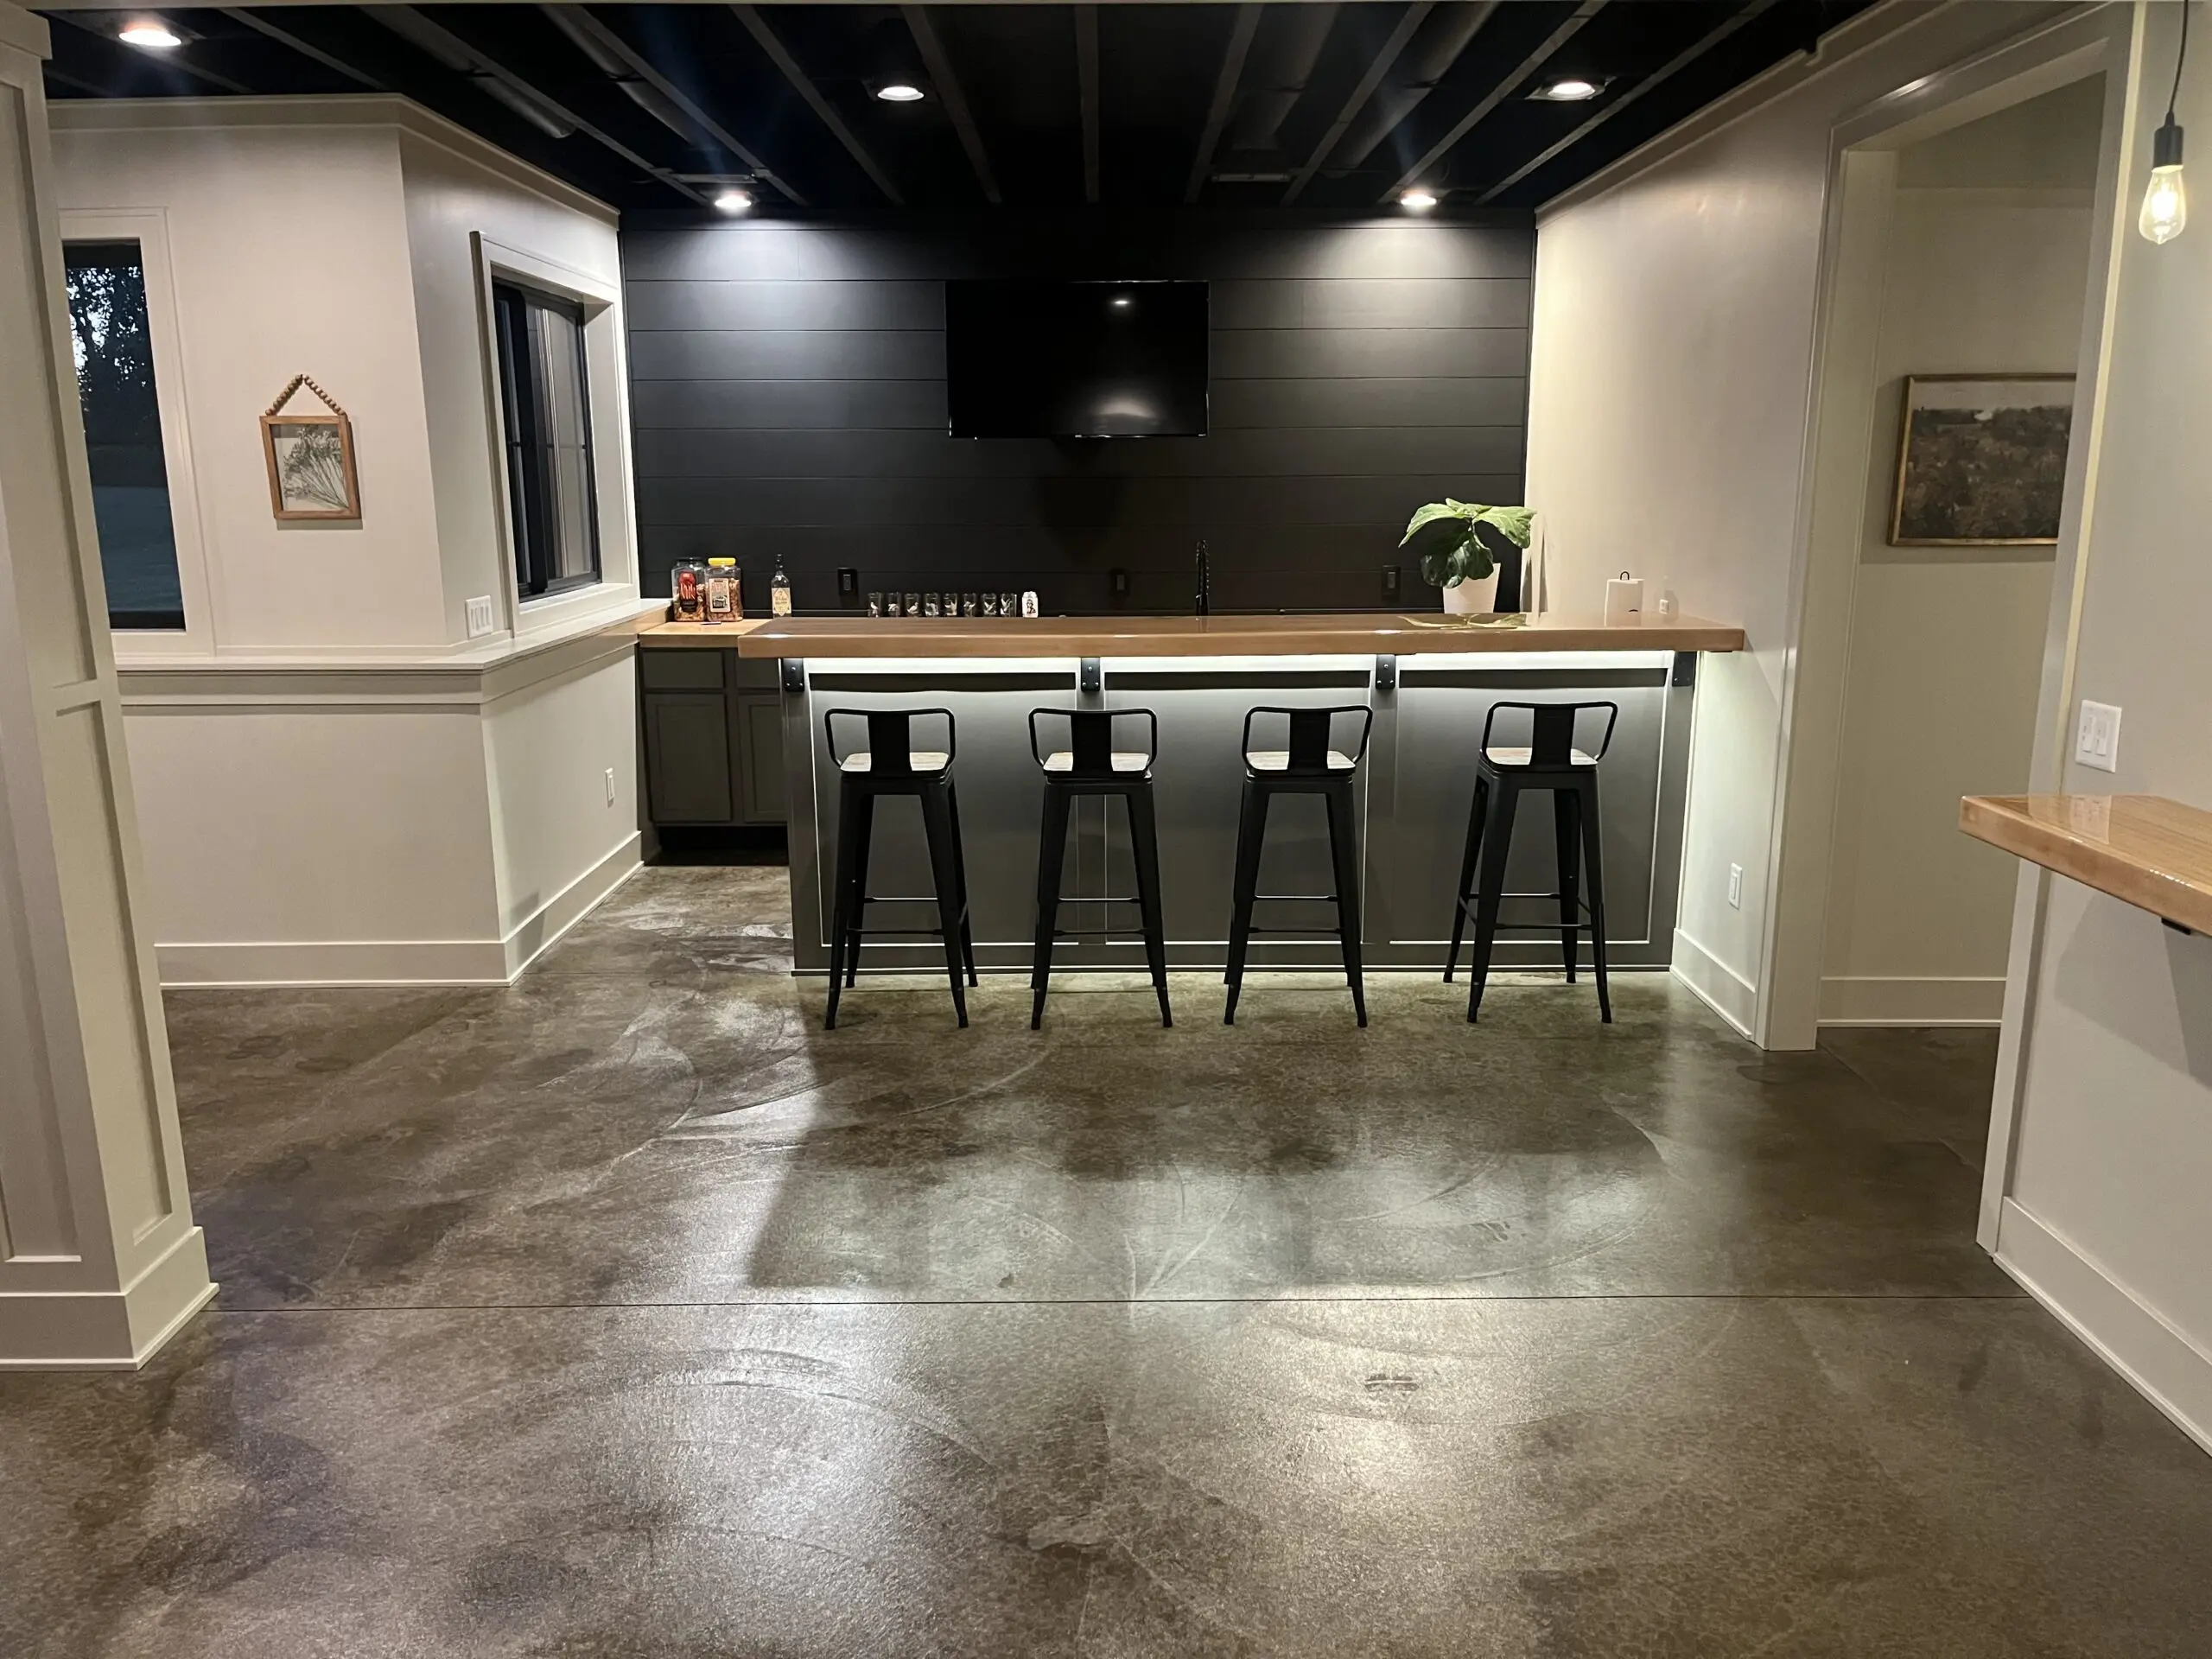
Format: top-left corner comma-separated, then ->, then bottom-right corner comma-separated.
644,693 -> 737,824
737,692 -> 788,825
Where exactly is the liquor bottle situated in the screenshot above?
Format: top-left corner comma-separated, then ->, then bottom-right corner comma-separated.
770,554 -> 794,618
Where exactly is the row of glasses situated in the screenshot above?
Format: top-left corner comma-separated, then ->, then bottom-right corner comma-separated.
868,591 -> 1025,619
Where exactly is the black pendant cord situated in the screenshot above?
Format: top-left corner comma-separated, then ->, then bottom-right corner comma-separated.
2171,0 -> 2192,126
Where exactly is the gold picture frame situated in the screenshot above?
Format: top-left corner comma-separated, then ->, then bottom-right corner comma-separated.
261,374 -> 361,521
1889,372 -> 2074,546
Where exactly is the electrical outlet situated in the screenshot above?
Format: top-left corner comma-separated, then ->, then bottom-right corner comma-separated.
836,567 -> 860,600
465,595 -> 496,639
604,767 -> 616,807
1727,863 -> 1744,908
2075,699 -> 2121,773
1382,564 -> 1402,602
1109,567 -> 1131,599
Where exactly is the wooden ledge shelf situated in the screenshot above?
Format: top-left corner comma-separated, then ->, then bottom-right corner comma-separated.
1961,793 -> 2212,936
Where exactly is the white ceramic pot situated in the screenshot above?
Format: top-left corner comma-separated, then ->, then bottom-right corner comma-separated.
1440,569 -> 1500,615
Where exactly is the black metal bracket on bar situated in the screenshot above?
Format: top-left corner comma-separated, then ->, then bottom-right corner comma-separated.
1080,657 -> 1103,694
2164,918 -> 2200,938
781,658 -> 806,695
1671,651 -> 1697,689
1376,653 -> 1397,693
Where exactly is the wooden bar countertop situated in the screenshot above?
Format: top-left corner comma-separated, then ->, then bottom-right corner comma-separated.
1961,793 -> 2212,936
632,612 -> 1746,658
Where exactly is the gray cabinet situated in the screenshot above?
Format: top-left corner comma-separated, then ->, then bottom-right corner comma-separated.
639,648 -> 786,827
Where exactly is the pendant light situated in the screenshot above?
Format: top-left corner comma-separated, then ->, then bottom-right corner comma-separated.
2141,1 -> 2191,243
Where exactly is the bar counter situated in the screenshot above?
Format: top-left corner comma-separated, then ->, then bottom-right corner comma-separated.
661,610 -> 1746,980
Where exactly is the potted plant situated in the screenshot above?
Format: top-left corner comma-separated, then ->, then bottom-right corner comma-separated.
1399,500 -> 1535,615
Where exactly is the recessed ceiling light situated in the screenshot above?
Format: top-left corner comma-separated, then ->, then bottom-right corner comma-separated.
1532,77 -> 1602,101
874,82 -> 925,103
1110,296 -> 1133,308
1400,188 -> 1440,211
713,189 -> 753,215
118,19 -> 182,49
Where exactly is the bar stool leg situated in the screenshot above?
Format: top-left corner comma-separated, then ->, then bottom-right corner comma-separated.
824,779 -> 862,1029
1224,780 -> 1268,1025
844,791 -> 876,987
1445,772 -> 1489,983
1325,779 -> 1367,1028
918,783 -> 969,1029
1466,777 -> 1521,1024
1554,786 -> 1581,984
1125,785 -> 1173,1028
946,779 -> 978,987
1031,788 -> 1071,1030
1577,776 -> 1611,1024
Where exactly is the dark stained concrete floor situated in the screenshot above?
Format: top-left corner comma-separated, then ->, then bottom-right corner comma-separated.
6,866 -> 2211,1656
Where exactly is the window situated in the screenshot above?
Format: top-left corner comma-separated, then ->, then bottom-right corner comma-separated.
63,240 -> 185,631
493,279 -> 601,600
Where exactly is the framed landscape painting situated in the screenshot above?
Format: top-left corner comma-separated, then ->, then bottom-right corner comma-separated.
1890,372 -> 2075,546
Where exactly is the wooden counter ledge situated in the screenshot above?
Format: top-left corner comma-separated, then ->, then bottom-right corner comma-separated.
1961,793 -> 2212,936
662,612 -> 1746,659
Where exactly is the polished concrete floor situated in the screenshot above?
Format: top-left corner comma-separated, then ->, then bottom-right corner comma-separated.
7,866 -> 2212,1656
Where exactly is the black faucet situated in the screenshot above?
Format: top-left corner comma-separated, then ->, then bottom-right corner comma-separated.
1194,539 -> 1210,616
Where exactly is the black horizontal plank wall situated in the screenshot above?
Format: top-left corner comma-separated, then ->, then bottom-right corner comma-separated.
623,211 -> 1534,614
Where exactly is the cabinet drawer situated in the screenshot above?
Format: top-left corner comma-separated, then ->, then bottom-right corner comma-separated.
639,649 -> 725,691
732,654 -> 779,690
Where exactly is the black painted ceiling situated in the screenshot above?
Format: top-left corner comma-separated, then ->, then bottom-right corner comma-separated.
40,2 -> 1874,215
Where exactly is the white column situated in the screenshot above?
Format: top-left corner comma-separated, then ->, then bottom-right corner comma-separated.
0,3 -> 213,1368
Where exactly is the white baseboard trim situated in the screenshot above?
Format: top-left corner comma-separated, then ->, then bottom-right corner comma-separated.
1671,927 -> 1758,1038
0,1225 -> 215,1370
1817,974 -> 2005,1027
1994,1197 -> 2212,1459
156,833 -> 641,989
502,834 -> 641,979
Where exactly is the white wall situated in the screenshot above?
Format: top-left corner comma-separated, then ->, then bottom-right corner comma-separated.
1821,84 -> 2097,1027
1525,2 -> 2081,1036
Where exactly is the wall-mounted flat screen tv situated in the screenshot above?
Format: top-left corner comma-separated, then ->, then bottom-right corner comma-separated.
945,280 -> 1208,438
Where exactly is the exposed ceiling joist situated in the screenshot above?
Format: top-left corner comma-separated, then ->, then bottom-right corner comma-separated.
732,3 -> 903,206
1475,0 -> 1781,205
544,7 -> 804,205
372,6 -> 710,205
901,4 -> 1000,207
48,11 -> 256,95
1281,0 -> 1433,204
1185,3 -> 1262,205
1075,3 -> 1100,206
1385,0 -> 1607,202
219,8 -> 382,92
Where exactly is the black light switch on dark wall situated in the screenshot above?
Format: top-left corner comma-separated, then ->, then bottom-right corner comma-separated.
836,567 -> 860,602
1382,565 -> 1402,602
1109,568 -> 1131,601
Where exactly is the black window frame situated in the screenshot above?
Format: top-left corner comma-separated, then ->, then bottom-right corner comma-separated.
493,278 -> 603,601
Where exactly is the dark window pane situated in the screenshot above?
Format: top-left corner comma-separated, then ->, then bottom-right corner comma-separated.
493,279 -> 601,601
64,239 -> 184,631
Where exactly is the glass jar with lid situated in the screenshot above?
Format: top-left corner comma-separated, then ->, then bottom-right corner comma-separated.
671,557 -> 708,622
702,557 -> 741,624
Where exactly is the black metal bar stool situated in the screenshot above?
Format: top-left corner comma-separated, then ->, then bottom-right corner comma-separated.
1224,704 -> 1374,1027
822,707 -> 976,1030
1027,707 -> 1171,1030
1445,700 -> 1618,1024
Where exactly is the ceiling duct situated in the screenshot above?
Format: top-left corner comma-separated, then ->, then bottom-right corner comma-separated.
540,5 -> 710,149
1325,0 -> 1497,172
1223,3 -> 1339,155
372,7 -> 575,139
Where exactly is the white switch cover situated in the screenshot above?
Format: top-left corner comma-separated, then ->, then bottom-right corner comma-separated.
1727,863 -> 1744,908
465,595 -> 497,639
604,767 -> 617,806
2075,699 -> 2121,773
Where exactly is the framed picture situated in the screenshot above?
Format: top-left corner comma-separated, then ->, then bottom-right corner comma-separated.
1890,372 -> 2074,545
260,375 -> 360,520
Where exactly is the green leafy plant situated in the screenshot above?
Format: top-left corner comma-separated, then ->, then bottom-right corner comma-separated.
1399,500 -> 1535,588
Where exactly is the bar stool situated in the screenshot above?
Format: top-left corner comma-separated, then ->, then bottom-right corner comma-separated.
823,707 -> 977,1030
1027,708 -> 1171,1030
1224,704 -> 1374,1027
1444,701 -> 1618,1025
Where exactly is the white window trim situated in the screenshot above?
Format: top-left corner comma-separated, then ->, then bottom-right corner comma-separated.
471,232 -> 639,642
61,207 -> 218,660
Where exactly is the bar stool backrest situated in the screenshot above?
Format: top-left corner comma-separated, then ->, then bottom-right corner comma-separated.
1479,700 -> 1619,768
1027,707 -> 1160,779
824,706 -> 957,776
1241,704 -> 1374,775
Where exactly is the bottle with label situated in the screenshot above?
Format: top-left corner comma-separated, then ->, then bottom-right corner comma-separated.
671,558 -> 707,622
702,557 -> 740,624
771,554 -> 794,618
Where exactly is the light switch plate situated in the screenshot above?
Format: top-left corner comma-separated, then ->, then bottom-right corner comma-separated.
604,767 -> 616,806
2075,699 -> 2121,773
466,595 -> 496,639
1727,863 -> 1744,908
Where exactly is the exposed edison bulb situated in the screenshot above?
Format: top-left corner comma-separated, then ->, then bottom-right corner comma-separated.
2141,118 -> 2188,244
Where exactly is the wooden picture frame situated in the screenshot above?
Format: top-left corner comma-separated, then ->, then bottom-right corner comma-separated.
260,374 -> 360,521
1889,372 -> 2074,546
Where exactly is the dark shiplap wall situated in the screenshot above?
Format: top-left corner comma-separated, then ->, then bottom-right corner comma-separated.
622,213 -> 1534,613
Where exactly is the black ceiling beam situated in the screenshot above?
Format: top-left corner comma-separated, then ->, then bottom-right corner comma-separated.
1281,0 -> 1434,204
1076,3 -> 1100,206
219,9 -> 381,92
732,4 -> 902,206
547,6 -> 803,204
48,11 -> 256,96
1385,0 -> 1607,202
1185,3 -> 1262,204
901,5 -> 1000,207
1475,0 -> 1782,205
